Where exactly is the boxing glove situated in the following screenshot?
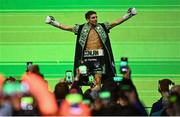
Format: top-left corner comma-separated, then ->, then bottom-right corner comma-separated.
123,8 -> 137,20
45,16 -> 60,27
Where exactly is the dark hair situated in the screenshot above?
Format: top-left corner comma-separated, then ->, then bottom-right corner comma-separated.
158,79 -> 175,92
85,11 -> 96,19
5,76 -> 16,82
54,82 -> 69,100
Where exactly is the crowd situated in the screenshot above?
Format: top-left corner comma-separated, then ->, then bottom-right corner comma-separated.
0,64 -> 180,116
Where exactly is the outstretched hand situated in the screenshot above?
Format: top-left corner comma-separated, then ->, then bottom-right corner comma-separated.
21,72 -> 58,115
127,8 -> 137,16
45,16 -> 60,27
123,8 -> 137,20
45,16 -> 55,24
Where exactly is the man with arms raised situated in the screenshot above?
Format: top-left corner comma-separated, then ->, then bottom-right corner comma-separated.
45,8 -> 137,89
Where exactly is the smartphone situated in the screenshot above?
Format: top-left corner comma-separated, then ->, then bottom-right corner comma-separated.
3,81 -> 21,95
65,70 -> 73,83
82,99 -> 91,105
79,65 -> 87,74
21,96 -> 34,110
113,76 -> 123,82
65,94 -> 82,104
88,75 -> 95,87
99,91 -> 111,99
120,57 -> 128,74
88,75 -> 94,83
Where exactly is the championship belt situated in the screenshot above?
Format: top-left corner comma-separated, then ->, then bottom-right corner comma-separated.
84,49 -> 104,57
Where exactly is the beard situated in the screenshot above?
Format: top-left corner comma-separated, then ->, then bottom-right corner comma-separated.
90,22 -> 97,27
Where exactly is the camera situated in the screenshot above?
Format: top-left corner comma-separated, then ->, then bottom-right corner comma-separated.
65,70 -> 73,83
120,57 -> 128,74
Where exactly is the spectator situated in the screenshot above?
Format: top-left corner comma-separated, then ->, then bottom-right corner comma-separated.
150,79 -> 175,116
54,82 -> 69,106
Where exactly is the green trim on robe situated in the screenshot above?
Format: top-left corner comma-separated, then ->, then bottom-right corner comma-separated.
79,23 -> 107,49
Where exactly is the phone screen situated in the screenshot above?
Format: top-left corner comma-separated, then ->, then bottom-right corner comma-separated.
88,75 -> 94,83
120,61 -> 128,66
79,65 -> 87,74
21,97 -> 34,110
113,76 -> 123,82
66,70 -> 72,82
120,57 -> 128,74
99,91 -> 111,99
3,81 -> 22,95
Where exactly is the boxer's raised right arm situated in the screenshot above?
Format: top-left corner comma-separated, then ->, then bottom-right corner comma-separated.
45,16 -> 73,32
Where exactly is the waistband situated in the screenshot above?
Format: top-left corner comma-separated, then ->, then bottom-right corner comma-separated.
84,49 -> 104,57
